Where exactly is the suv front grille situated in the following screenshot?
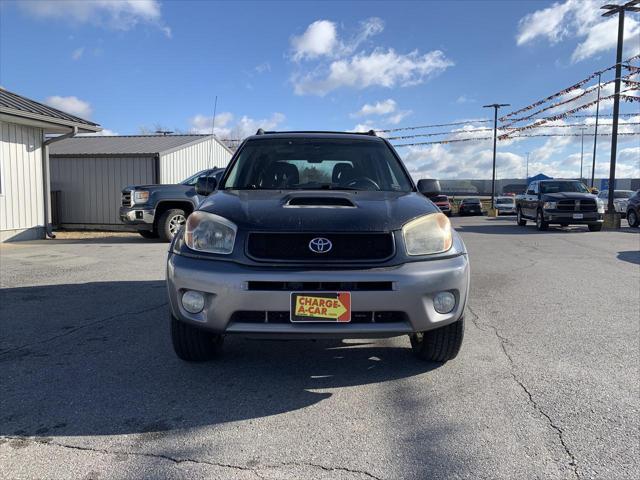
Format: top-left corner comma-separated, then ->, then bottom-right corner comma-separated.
247,232 -> 394,262
247,281 -> 393,291
230,311 -> 407,324
121,191 -> 132,207
557,199 -> 597,212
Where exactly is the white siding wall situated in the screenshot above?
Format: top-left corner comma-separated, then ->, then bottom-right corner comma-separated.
0,121 -> 44,238
159,138 -> 231,184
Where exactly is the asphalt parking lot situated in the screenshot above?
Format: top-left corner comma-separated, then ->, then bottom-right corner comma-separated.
1,216 -> 638,480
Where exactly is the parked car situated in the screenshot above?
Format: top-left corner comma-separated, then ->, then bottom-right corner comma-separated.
458,197 -> 484,216
430,194 -> 451,216
167,131 -> 469,363
515,179 -> 604,231
494,196 -> 516,215
626,190 -> 640,227
120,167 -> 225,241
597,189 -> 635,218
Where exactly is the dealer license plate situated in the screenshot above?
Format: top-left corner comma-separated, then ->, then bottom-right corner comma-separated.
290,292 -> 351,323
573,213 -> 584,219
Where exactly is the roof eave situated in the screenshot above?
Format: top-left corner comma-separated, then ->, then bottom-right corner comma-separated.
0,108 -> 102,133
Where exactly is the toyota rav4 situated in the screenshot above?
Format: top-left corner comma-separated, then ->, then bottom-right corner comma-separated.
167,131 -> 470,363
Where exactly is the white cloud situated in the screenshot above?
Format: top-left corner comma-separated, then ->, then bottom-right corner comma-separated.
386,110 -> 412,125
44,95 -> 92,118
71,47 -> 84,60
189,112 -> 285,139
290,17 -> 384,61
516,0 -> 640,62
456,95 -> 475,104
255,62 -> 271,74
19,0 -> 171,37
352,99 -> 397,117
293,48 -> 453,96
291,20 -> 339,61
79,128 -> 118,137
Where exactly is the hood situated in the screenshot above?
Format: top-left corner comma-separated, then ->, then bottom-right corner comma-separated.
123,183 -> 189,192
199,190 -> 438,232
542,192 -> 597,200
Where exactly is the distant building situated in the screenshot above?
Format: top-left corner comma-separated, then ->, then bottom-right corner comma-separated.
49,135 -> 233,229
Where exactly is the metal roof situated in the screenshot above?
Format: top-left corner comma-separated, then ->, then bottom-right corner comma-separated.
0,88 -> 100,130
49,134 -> 228,156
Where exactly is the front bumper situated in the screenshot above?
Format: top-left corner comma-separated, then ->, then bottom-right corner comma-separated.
496,207 -> 516,214
167,254 -> 470,339
119,206 -> 155,229
543,210 -> 604,224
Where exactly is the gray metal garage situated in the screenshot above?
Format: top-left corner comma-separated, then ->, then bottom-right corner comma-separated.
49,134 -> 232,229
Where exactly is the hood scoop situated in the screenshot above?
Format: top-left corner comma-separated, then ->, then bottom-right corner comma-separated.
285,196 -> 356,208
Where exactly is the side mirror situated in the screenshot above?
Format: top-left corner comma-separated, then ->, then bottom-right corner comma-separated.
417,179 -> 441,196
591,188 -> 599,195
195,176 -> 217,196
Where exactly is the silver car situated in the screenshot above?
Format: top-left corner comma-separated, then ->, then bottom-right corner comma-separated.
167,131 -> 470,363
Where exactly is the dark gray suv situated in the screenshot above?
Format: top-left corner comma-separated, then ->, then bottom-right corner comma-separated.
166,131 -> 470,363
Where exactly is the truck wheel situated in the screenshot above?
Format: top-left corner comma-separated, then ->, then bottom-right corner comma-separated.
158,209 -> 186,242
517,208 -> 527,226
536,209 -> 548,231
171,315 -> 223,362
410,317 -> 464,363
138,230 -> 158,239
628,210 -> 639,227
588,224 -> 602,232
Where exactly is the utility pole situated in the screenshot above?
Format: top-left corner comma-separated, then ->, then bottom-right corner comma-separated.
483,103 -> 510,211
601,0 -> 639,226
579,127 -> 586,182
590,72 -> 602,188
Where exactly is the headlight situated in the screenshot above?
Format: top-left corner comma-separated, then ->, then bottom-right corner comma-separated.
402,212 -> 452,256
184,211 -> 237,254
597,199 -> 605,213
133,190 -> 149,203
543,201 -> 557,209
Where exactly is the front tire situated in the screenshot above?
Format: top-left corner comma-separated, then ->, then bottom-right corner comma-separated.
410,317 -> 464,363
536,209 -> 548,231
517,208 -> 527,226
588,223 -> 602,232
158,209 -> 186,242
171,315 -> 223,362
628,209 -> 639,227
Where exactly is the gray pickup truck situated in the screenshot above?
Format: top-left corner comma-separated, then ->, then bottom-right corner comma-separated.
120,168 -> 224,241
515,179 -> 604,231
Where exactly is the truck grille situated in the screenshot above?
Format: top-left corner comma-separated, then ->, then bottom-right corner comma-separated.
246,232 -> 395,262
230,310 -> 407,324
556,199 -> 597,212
247,281 -> 393,291
121,190 -> 132,207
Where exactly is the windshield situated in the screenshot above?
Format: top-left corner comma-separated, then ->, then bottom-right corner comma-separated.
181,170 -> 207,186
222,138 -> 413,192
540,181 -> 589,194
614,191 -> 634,199
496,197 -> 514,204
463,198 -> 480,204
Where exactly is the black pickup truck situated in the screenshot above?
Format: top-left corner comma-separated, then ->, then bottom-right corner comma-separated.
515,179 -> 604,231
120,168 -> 224,241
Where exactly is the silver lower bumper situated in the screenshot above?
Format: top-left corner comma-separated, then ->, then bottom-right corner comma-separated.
167,254 -> 470,338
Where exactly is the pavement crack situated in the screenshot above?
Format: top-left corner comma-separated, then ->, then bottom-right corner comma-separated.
0,302 -> 168,358
1,436 -> 264,479
280,462 -> 382,480
467,305 -> 581,480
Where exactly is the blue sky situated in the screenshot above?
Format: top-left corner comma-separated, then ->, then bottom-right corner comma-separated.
1,0 -> 638,179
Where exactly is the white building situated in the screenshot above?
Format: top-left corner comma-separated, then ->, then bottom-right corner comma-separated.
0,89 -> 101,242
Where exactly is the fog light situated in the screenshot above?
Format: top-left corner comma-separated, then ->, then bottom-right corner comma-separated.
182,290 -> 205,314
433,291 -> 456,314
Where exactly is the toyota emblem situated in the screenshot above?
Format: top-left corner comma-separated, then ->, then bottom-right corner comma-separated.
309,237 -> 332,254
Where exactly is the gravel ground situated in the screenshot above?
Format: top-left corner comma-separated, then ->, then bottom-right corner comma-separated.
0,217 -> 638,480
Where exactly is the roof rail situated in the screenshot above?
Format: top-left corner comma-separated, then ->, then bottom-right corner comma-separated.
255,128 -> 265,135
367,130 -> 377,136
249,130 -> 381,136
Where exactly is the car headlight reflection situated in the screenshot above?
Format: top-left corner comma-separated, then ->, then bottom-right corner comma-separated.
184,211 -> 237,254
543,201 -> 557,209
402,212 -> 452,256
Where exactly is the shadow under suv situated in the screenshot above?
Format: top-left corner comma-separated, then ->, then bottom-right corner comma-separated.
167,131 -> 470,363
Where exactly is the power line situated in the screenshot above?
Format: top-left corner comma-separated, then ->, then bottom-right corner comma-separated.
375,118 -> 491,133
